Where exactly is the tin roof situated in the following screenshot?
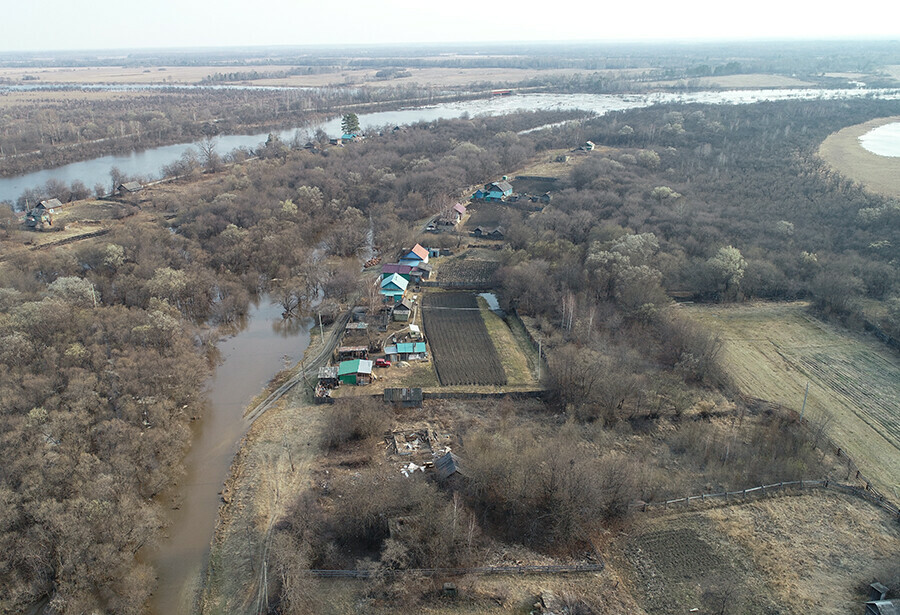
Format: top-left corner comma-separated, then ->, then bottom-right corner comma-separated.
406,244 -> 429,261
382,264 -> 413,275
338,359 -> 373,376
318,366 -> 339,379
381,273 -> 409,291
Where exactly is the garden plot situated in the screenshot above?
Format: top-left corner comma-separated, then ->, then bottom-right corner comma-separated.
422,292 -> 507,386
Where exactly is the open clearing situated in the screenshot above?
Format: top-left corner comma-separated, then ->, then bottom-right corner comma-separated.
818,115 -> 900,199
682,302 -> 900,498
618,492 -> 900,615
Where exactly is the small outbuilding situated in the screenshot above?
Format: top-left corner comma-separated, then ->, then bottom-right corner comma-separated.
383,387 -> 423,408
434,452 -> 464,481
866,600 -> 900,615
338,359 -> 374,385
392,298 -> 413,322
317,366 -> 339,388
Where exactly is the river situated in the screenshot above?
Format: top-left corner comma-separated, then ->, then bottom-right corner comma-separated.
9,85 -> 900,613
3,87 -> 900,205
147,298 -> 312,615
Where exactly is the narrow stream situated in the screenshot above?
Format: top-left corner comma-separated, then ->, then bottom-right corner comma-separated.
147,297 -> 312,615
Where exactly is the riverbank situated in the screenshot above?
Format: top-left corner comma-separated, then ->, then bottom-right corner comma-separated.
818,115 -> 900,199
200,313 -> 345,613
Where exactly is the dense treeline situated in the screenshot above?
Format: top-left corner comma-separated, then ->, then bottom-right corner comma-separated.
0,110 -> 578,612
496,98 -> 900,351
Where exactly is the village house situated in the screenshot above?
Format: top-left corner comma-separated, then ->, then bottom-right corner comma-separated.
382,263 -> 414,281
383,342 -> 427,362
483,180 -> 513,201
398,243 -> 429,267
336,345 -> 369,361
337,359 -> 374,385
392,297 -> 413,321
472,226 -> 504,240
380,273 -> 409,303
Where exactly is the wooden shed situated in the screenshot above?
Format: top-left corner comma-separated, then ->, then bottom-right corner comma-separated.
383,387 -> 423,408
434,452 -> 464,481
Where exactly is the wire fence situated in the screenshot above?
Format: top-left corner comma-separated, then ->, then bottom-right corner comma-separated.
634,478 -> 900,519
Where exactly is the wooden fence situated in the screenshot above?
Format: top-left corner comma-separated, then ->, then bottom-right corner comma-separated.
304,562 -> 604,579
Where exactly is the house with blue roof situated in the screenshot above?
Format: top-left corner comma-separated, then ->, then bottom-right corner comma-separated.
380,273 -> 408,303
384,342 -> 427,361
399,243 -> 429,267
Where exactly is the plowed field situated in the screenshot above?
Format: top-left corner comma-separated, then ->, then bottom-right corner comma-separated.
422,292 -> 507,386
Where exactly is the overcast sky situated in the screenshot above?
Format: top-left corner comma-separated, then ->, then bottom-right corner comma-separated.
3,0 -> 899,52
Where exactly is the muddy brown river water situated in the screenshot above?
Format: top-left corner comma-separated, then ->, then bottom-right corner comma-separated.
147,298 -> 311,614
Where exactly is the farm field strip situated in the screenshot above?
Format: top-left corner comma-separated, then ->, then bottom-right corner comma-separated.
683,302 -> 900,496
422,292 -> 507,386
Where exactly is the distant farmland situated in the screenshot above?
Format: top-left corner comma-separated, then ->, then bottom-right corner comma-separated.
422,292 -> 507,386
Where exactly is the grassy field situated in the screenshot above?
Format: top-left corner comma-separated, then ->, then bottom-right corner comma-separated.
618,492 -> 900,615
477,297 -> 538,387
818,115 -> 900,199
683,302 -> 900,498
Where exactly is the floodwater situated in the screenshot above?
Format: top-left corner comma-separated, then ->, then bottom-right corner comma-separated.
859,122 -> 900,157
3,87 -> 900,205
147,297 -> 312,615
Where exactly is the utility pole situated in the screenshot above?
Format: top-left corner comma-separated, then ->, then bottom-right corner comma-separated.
800,381 -> 809,421
537,339 -> 542,381
318,311 -> 325,343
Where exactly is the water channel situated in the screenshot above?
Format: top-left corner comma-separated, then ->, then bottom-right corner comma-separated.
147,298 -> 312,614
3,87 -> 900,205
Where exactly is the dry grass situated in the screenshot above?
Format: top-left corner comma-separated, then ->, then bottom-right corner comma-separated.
617,492 -> 900,615
682,302 -> 900,498
707,493 -> 900,615
818,116 -> 900,199
0,65 -> 298,84
478,297 -> 537,387
0,88 -> 152,108
0,65 -> 638,90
